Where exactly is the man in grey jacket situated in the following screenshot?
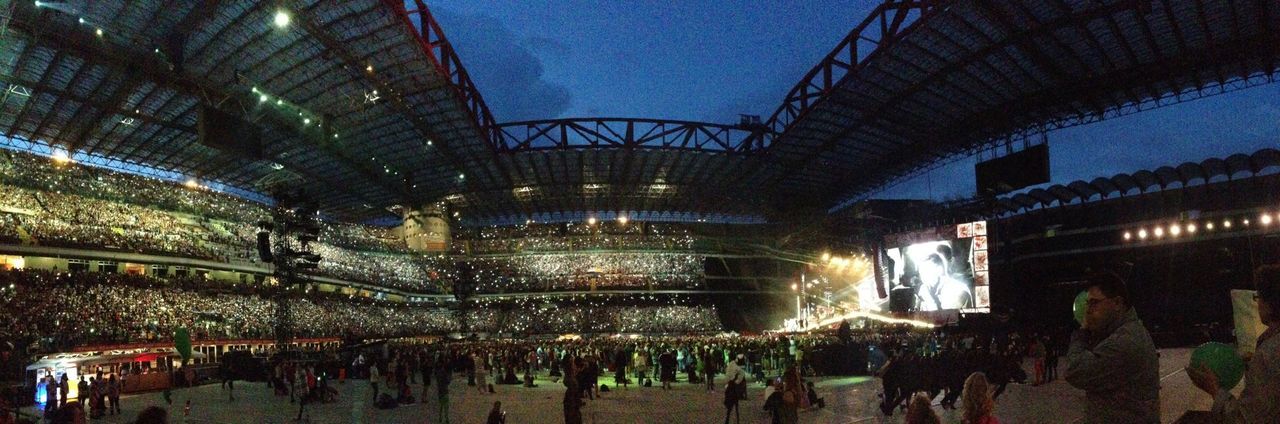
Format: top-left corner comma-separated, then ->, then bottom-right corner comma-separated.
1065,272 -> 1160,423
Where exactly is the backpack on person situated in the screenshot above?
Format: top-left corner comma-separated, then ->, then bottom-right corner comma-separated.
376,393 -> 398,409
763,391 -> 782,411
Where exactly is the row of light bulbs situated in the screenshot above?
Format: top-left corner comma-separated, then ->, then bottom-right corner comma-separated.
1123,213 -> 1277,241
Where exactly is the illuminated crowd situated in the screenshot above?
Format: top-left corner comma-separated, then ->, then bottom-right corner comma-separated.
462,252 -> 705,293
458,296 -> 723,334
453,222 -> 696,254
0,269 -> 726,350
0,151 -> 450,292
0,269 -> 459,349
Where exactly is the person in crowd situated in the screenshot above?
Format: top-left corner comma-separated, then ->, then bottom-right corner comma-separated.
779,366 -> 803,424
762,378 -> 782,424
434,358 -> 452,424
58,374 -> 69,409
904,392 -> 941,424
486,400 -> 506,424
722,355 -> 746,424
421,351 -> 433,391
1044,335 -> 1060,382
222,362 -> 236,401
613,348 -> 629,390
369,363 -> 381,403
1029,335 -> 1046,385
133,406 -> 168,424
563,357 -> 584,424
804,381 -> 825,409
474,352 -> 489,394
1064,272 -> 1159,424
1187,265 -> 1280,423
76,376 -> 88,413
961,372 -> 999,424
44,375 -> 58,416
106,375 -> 120,416
88,376 -> 103,418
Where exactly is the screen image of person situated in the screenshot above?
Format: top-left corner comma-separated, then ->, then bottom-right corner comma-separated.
914,252 -> 972,311
884,240 -> 975,312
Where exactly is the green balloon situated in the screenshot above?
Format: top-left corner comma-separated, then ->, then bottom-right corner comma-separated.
174,328 -> 192,365
1190,342 -> 1245,391
1072,291 -> 1088,325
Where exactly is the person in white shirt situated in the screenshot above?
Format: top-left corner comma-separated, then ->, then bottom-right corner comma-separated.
723,355 -> 748,424
1189,265 -> 1280,423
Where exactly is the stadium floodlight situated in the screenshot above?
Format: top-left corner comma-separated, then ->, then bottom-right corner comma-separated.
274,10 -> 290,28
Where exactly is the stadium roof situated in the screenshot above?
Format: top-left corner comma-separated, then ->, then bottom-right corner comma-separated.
1,0 -> 1278,225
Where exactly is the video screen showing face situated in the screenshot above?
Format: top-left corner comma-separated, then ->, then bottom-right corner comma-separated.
882,239 -> 981,312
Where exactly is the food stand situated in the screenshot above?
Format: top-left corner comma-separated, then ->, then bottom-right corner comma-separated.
26,347 -> 206,404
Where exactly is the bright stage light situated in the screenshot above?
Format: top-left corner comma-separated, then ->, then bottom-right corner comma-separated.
51,149 -> 70,164
274,10 -> 290,28
790,283 -> 797,291
821,252 -> 831,262
1123,231 -> 1132,241
1169,225 -> 1181,237
1138,229 -> 1148,239
1206,222 -> 1215,230
1154,227 -> 1164,238
587,217 -> 597,225
617,216 -> 628,225
1187,223 -> 1196,234
184,178 -> 198,188
1224,220 -> 1233,228
1262,214 -> 1273,226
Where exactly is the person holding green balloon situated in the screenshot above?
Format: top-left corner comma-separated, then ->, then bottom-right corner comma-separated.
1063,272 -> 1160,424
1186,265 -> 1280,423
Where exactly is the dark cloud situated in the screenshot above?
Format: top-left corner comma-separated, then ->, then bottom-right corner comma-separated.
431,9 -> 571,122
524,36 -> 570,60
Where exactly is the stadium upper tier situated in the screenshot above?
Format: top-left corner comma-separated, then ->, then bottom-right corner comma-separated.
0,150 -> 451,293
3,1 -> 1274,224
0,149 -> 725,296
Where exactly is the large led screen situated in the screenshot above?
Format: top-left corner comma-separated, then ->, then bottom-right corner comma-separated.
880,221 -> 989,313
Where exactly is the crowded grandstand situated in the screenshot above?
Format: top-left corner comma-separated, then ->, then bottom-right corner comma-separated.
1,0 -> 1279,423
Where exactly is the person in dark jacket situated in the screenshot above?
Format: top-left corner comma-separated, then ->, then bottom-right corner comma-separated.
486,400 -> 506,424
563,358 -> 584,424
1065,272 -> 1159,424
659,350 -> 677,390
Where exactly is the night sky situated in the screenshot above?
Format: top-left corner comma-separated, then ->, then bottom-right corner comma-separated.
426,1 -> 1280,204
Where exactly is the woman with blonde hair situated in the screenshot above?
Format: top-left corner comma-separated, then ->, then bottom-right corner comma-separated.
962,372 -> 1000,424
904,392 -> 940,424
